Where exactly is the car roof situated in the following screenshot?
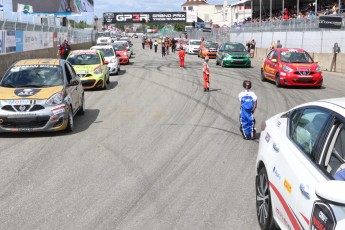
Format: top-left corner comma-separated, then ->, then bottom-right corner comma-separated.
292,97 -> 345,114
70,50 -> 99,54
277,48 -> 306,52
14,59 -> 61,66
320,98 -> 345,109
91,45 -> 114,49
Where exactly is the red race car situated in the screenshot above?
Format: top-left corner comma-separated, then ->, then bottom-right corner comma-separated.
261,48 -> 323,88
112,42 -> 129,65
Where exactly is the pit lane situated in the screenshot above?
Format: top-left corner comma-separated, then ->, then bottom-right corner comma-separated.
1,39 -> 344,229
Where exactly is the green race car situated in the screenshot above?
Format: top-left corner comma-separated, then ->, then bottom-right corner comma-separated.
216,42 -> 251,67
67,50 -> 110,90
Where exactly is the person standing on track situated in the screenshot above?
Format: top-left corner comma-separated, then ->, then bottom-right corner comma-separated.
238,80 -> 257,140
154,40 -> 158,53
203,56 -> 210,92
178,47 -> 185,67
161,43 -> 166,58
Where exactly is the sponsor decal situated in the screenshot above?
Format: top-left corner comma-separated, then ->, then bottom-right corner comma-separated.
284,178 -> 293,194
265,132 -> 271,143
276,208 -> 293,230
280,72 -> 286,76
277,121 -> 281,127
14,89 -> 41,97
7,99 -> 35,105
104,12 -> 186,24
311,201 -> 337,230
51,106 -> 65,115
273,167 -> 282,180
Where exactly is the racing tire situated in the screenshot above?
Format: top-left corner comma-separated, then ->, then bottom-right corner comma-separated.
221,60 -> 225,68
102,79 -> 107,90
275,74 -> 281,88
77,95 -> 85,115
260,69 -> 266,82
65,107 -> 74,132
106,74 -> 110,84
216,59 -> 219,65
115,67 -> 120,75
256,167 -> 277,230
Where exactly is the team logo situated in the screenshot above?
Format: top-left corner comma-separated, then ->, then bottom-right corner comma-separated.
14,89 -> 41,97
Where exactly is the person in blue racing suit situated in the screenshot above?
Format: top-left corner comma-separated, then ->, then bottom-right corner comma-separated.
239,80 -> 257,140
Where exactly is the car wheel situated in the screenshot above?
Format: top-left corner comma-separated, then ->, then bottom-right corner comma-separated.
65,107 -> 73,132
221,60 -> 225,68
275,74 -> 281,88
106,74 -> 110,84
261,69 -> 266,81
256,167 -> 277,230
102,79 -> 107,90
216,58 -> 219,65
77,94 -> 85,115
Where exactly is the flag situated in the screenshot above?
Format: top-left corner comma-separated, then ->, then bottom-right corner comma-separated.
17,4 -> 33,13
0,4 -> 4,12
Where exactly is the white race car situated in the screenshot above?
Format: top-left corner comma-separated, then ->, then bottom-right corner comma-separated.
256,97 -> 345,230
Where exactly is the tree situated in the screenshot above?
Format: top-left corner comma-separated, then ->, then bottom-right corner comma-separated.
174,22 -> 186,31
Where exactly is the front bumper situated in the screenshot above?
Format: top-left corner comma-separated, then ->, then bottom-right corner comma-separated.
279,72 -> 323,87
119,57 -> 129,64
79,74 -> 106,89
0,103 -> 69,132
188,49 -> 198,54
223,58 -> 251,67
108,63 -> 120,74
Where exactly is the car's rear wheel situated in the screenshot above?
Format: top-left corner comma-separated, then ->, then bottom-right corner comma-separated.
275,74 -> 281,88
256,167 -> 277,230
261,69 -> 266,81
65,107 -> 73,132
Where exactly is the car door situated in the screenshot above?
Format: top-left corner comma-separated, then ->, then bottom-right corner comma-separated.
285,107 -> 332,229
263,50 -> 276,80
65,63 -> 80,114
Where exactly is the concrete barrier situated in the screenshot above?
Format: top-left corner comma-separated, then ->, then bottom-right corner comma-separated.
254,48 -> 345,73
0,41 -> 95,78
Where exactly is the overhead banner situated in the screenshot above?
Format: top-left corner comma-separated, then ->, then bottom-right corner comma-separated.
103,12 -> 186,24
12,0 -> 94,13
319,16 -> 342,29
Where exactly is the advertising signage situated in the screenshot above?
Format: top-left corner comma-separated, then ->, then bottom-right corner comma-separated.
103,12 -> 186,24
319,16 -> 342,29
12,0 -> 94,13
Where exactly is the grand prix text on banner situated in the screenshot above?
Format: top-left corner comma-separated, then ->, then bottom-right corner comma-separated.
103,12 -> 186,24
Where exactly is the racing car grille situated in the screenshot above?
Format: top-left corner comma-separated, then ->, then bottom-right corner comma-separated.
77,74 -> 93,78
1,105 -> 45,112
294,71 -> 315,76
0,116 -> 50,128
81,80 -> 96,87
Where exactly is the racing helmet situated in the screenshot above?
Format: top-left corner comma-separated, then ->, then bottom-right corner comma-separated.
243,80 -> 252,89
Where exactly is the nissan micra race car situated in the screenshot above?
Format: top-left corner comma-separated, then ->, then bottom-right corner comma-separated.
67,50 -> 110,89
256,97 -> 345,230
0,59 -> 85,132
261,48 -> 323,88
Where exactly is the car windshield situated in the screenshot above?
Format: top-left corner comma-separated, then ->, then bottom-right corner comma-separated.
93,48 -> 114,57
206,43 -> 218,49
114,42 -> 128,48
224,43 -> 246,52
67,53 -> 101,65
113,44 -> 126,51
190,41 -> 201,45
280,51 -> 313,63
1,66 -> 64,88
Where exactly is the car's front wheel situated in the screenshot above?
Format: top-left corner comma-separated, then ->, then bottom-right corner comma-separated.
275,73 -> 281,88
65,106 -> 74,132
256,167 -> 277,230
261,69 -> 266,81
221,59 -> 225,68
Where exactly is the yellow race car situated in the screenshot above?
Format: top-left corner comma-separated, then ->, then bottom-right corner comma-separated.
67,50 -> 110,90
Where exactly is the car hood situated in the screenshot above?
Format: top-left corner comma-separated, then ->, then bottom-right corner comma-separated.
73,64 -> 100,73
283,63 -> 318,71
226,51 -> 248,57
0,86 -> 63,100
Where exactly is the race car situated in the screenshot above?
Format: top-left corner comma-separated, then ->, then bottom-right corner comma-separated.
111,42 -> 130,65
187,39 -> 201,54
256,97 -> 345,230
0,59 -> 85,133
198,41 -> 218,59
67,50 -> 110,89
216,42 -> 251,67
261,48 -> 323,88
90,45 -> 120,75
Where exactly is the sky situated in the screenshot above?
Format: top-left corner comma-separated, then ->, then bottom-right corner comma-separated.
1,0 -> 227,23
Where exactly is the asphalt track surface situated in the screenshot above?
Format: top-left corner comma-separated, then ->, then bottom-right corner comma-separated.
1,40 -> 345,230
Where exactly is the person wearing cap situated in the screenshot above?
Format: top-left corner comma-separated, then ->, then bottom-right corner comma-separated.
238,80 -> 257,140
178,46 -> 185,67
203,56 -> 210,92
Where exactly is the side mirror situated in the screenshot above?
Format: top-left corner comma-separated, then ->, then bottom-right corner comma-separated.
69,79 -> 79,86
271,58 -> 278,63
104,60 -> 109,65
116,54 -> 120,57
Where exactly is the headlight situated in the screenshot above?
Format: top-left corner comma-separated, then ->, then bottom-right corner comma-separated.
282,65 -> 293,73
223,53 -> 230,59
316,66 -> 322,72
246,53 -> 251,57
46,92 -> 63,105
123,52 -> 127,56
93,65 -> 102,74
110,58 -> 115,63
